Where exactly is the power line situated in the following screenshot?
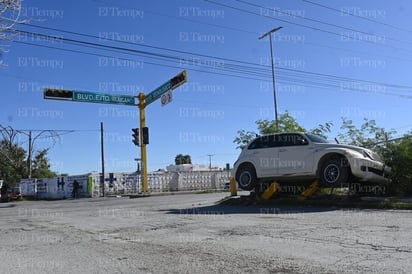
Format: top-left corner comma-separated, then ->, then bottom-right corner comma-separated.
14,38 -> 411,100
10,36 -> 412,100
17,22 -> 265,71
304,41 -> 412,63
11,28 -> 276,81
301,0 -> 412,34
8,22 -> 412,99
11,26 -> 412,90
92,0 -> 258,35
11,40 -> 270,82
9,2 -> 412,69
204,0 -> 412,54
16,17 -> 412,72
12,129 -> 96,132
236,0 -> 412,46
87,0 -> 412,64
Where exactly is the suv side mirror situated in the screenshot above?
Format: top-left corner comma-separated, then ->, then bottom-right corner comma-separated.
297,139 -> 308,145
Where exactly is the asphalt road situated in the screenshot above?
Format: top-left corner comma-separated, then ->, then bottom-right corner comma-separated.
1,192 -> 412,274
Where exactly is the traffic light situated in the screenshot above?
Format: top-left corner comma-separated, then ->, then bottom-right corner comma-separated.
43,88 -> 73,100
142,127 -> 149,144
109,172 -> 115,188
170,70 -> 187,90
132,128 -> 139,146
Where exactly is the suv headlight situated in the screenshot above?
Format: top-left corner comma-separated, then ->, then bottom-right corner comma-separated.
362,150 -> 374,160
344,150 -> 362,158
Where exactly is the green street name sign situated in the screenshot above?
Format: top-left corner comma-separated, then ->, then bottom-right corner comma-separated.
145,70 -> 187,106
44,88 -> 137,106
144,81 -> 171,106
73,91 -> 136,105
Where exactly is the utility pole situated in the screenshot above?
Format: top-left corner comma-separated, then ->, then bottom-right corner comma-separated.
15,129 -> 58,179
208,154 -> 214,170
259,26 -> 283,130
28,131 -> 32,178
100,122 -> 105,197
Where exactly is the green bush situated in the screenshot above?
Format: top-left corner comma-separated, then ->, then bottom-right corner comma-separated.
385,137 -> 412,196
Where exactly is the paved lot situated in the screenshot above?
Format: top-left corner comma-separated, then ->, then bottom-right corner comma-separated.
1,193 -> 412,273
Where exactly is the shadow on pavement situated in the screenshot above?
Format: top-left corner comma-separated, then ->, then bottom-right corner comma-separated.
0,203 -> 16,208
162,203 -> 340,216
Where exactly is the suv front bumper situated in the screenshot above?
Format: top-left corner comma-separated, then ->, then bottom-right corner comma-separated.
349,157 -> 391,184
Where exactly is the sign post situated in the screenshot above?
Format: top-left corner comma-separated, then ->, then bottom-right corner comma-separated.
137,93 -> 149,193
137,70 -> 187,193
43,70 -> 187,195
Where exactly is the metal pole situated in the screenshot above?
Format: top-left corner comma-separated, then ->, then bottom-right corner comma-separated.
28,131 -> 32,178
208,154 -> 213,170
259,26 -> 282,130
268,32 -> 278,130
100,122 -> 105,197
138,93 -> 149,193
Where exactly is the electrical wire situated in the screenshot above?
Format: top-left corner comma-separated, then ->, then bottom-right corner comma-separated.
11,39 -> 412,100
204,0 -> 412,54
301,0 -> 412,34
236,0 -> 412,46
9,30 -> 412,99
85,0 -> 412,66
84,0 -> 412,65
10,27 -> 412,91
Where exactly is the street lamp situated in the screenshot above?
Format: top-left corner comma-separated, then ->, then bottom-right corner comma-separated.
259,26 -> 283,130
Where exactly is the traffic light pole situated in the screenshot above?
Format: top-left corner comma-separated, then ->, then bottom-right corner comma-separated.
43,70 -> 187,196
135,71 -> 187,194
138,92 -> 149,193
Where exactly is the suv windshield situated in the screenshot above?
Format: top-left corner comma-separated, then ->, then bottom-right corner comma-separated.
306,133 -> 329,143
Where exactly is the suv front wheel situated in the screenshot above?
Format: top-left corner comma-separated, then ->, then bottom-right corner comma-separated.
236,165 -> 258,191
320,159 -> 349,187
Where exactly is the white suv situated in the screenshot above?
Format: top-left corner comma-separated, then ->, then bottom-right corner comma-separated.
232,133 -> 390,190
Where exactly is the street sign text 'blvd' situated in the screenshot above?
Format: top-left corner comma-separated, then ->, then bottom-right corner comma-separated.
44,88 -> 137,106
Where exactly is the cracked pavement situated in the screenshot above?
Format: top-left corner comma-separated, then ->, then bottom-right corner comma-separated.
1,193 -> 412,273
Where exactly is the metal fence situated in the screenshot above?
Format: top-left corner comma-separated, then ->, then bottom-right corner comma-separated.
99,170 -> 231,196
19,170 -> 232,199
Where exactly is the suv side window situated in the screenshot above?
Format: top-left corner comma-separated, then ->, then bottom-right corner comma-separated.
277,134 -> 308,147
248,135 -> 280,149
248,137 -> 262,149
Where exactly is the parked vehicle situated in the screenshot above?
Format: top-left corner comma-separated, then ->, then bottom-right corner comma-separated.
232,132 -> 391,190
0,184 -> 22,202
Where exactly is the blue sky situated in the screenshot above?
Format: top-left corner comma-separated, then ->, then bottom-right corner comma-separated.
1,0 -> 412,175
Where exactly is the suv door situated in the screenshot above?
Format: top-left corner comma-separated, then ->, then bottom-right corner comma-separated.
246,135 -> 281,178
277,133 -> 314,176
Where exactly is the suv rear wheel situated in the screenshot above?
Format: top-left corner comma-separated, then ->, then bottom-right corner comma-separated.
236,165 -> 258,191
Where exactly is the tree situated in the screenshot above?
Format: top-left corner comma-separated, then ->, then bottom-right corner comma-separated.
337,118 -> 395,159
0,139 -> 27,186
382,135 -> 412,196
233,111 -> 332,149
1,0 -> 23,66
175,154 -> 192,165
0,125 -> 58,186
31,149 -> 57,178
233,130 -> 257,150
